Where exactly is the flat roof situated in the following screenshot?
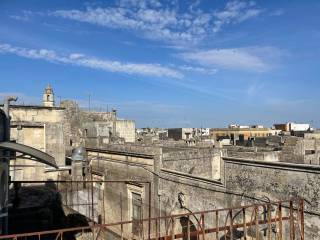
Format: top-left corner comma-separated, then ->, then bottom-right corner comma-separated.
0,104 -> 65,110
211,128 -> 271,131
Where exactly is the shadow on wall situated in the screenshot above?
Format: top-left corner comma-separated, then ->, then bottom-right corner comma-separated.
8,181 -> 89,240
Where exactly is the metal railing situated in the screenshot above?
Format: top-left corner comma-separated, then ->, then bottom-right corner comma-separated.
1,196 -> 304,240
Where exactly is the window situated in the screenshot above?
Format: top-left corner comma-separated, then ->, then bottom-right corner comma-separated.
132,192 -> 142,235
47,94 -> 50,101
127,184 -> 144,237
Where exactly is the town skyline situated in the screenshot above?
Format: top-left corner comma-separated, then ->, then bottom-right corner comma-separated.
1,0 -> 320,128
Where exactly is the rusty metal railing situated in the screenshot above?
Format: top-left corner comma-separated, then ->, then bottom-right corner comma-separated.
1,198 -> 304,240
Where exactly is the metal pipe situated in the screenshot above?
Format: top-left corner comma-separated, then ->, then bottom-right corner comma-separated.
278,203 -> 283,240
300,199 -> 304,240
148,182 -> 152,240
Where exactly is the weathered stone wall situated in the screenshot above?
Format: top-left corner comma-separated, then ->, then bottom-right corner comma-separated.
227,150 -> 280,161
85,146 -> 320,239
10,126 -> 45,180
6,105 -> 66,181
45,123 -> 65,166
162,148 -> 221,180
224,158 -> 320,239
9,105 -> 64,123
61,101 -> 134,150
116,120 -> 135,143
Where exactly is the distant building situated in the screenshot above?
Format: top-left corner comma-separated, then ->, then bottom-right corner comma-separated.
168,128 -> 194,140
194,128 -> 210,137
210,125 -> 275,143
274,122 -> 311,132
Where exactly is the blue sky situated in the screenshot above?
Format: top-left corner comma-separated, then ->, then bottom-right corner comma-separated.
0,0 -> 320,128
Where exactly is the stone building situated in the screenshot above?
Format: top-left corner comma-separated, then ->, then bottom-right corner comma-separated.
168,128 -> 194,140
210,126 -> 276,143
6,103 -> 65,181
2,86 -> 135,181
62,144 -> 320,239
279,134 -> 320,165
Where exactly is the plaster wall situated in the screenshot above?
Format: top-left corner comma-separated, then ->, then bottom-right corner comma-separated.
116,120 -> 135,143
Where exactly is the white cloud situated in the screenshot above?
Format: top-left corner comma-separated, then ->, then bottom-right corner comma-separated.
179,47 -> 280,72
51,0 -> 263,44
213,0 -> 262,32
0,43 -> 183,78
176,65 -> 218,75
10,10 -> 33,22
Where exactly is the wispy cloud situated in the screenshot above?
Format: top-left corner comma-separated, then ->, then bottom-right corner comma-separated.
173,64 -> 218,75
0,43 -> 183,78
51,0 -> 262,45
10,10 -> 33,22
179,47 -> 282,72
213,1 -> 262,32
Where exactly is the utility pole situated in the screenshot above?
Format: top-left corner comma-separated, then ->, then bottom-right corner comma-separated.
88,93 -> 91,112
85,92 -> 91,112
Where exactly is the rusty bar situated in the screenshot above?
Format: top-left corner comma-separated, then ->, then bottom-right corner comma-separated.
290,200 -> 294,240
120,191 -> 123,224
242,208 -> 247,240
197,214 -> 200,240
65,181 -> 68,206
267,204 -> 271,240
224,211 -> 229,240
201,213 -> 205,240
148,182 -> 152,240
70,180 -> 72,209
87,180 -> 90,218
155,218 -> 158,240
229,209 -> 233,240
255,206 -> 259,240
0,197 -> 299,240
11,180 -> 152,183
142,208 -> 145,240
103,186 -> 105,224
187,215 -> 190,240
121,222 -> 123,240
82,227 -> 84,240
91,178 -> 94,221
77,181 -> 79,212
215,211 -> 219,240
278,203 -> 283,240
300,199 -> 304,240
0,214 -> 291,240
171,217 -> 175,240
54,232 -> 61,240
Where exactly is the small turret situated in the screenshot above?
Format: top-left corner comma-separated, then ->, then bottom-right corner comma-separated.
43,84 -> 55,107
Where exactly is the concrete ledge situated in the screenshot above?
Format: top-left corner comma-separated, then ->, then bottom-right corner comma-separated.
0,104 -> 65,110
90,157 -> 154,167
223,156 -> 320,173
161,168 -> 224,186
87,147 -> 155,159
